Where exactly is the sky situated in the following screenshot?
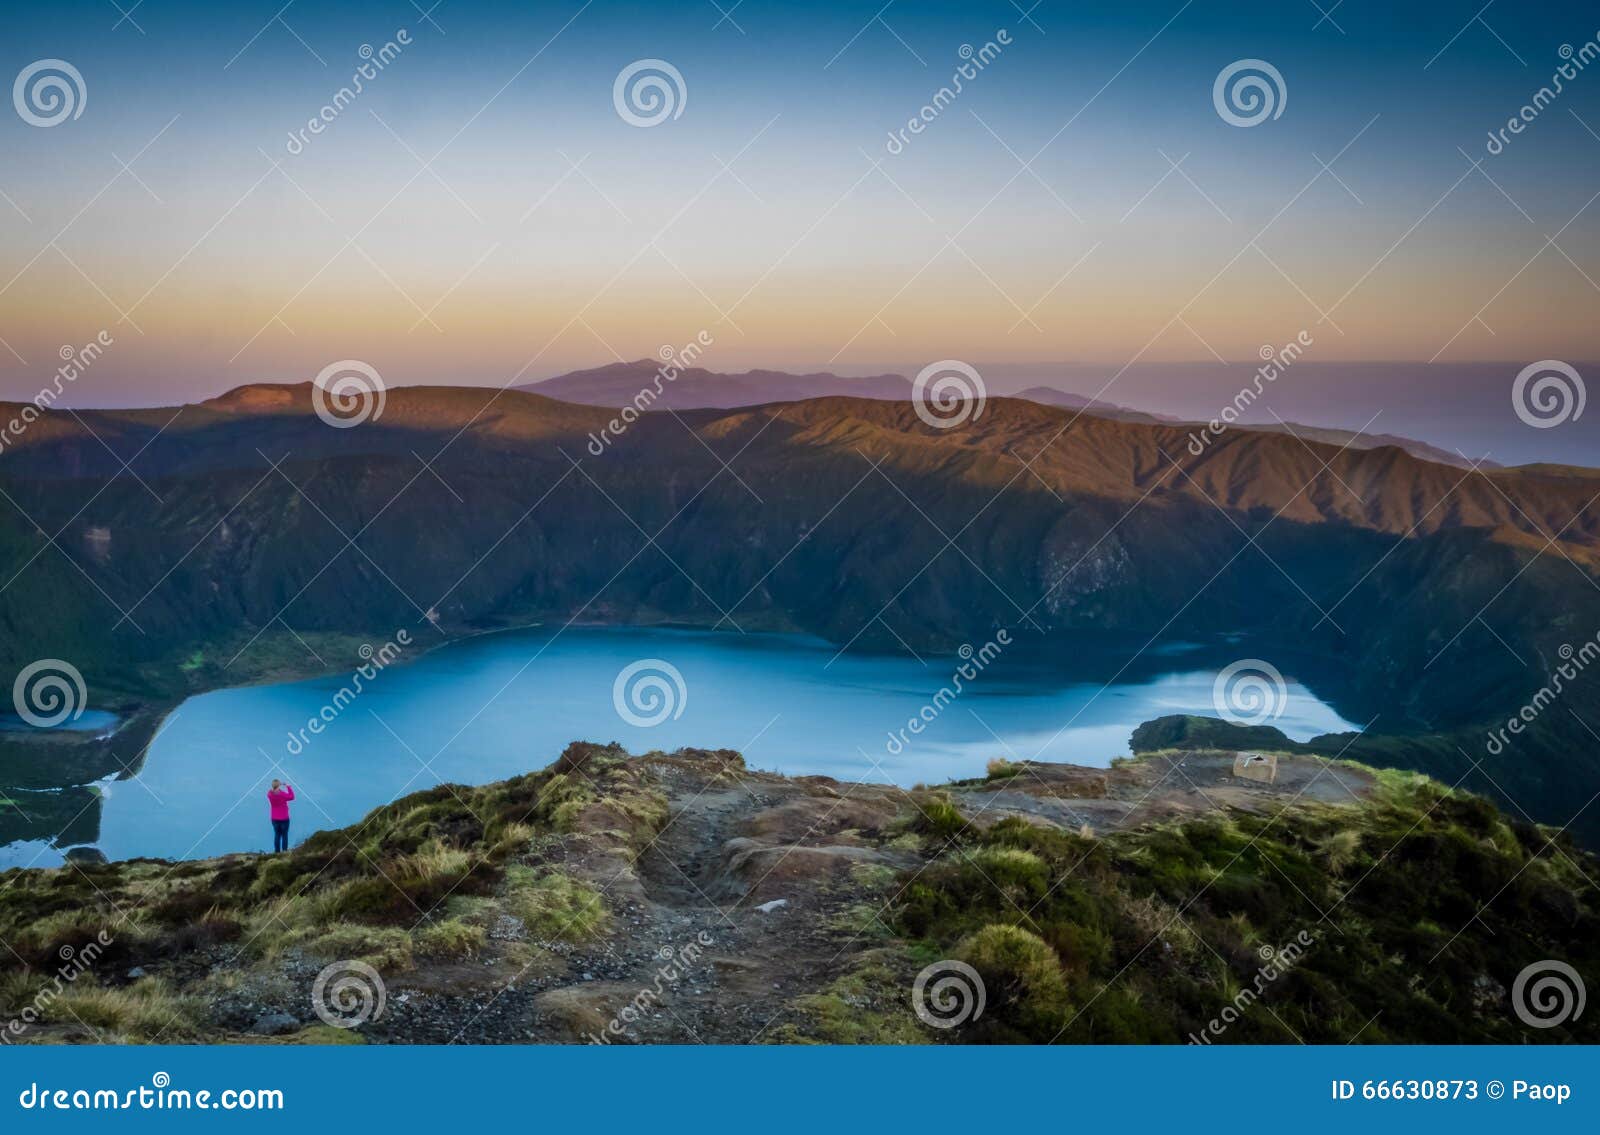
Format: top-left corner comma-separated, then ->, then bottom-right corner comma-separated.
2,0 -> 1600,437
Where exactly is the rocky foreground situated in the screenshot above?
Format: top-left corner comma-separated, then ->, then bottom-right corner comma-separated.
1,742 -> 1595,1044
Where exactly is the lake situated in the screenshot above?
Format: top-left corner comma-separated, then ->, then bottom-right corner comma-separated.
5,626 -> 1359,865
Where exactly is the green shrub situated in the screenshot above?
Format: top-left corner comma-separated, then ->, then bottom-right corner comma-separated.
503,868 -> 609,943
296,922 -> 414,970
912,794 -> 966,841
966,848 -> 1050,899
891,769 -> 1600,1043
956,923 -> 1070,1026
415,918 -> 486,959
39,978 -> 200,1042
247,855 -> 309,900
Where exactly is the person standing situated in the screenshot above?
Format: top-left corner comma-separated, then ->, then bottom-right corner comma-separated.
268,779 -> 295,853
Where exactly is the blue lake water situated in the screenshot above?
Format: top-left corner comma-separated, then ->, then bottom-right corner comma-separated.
8,627 -> 1360,865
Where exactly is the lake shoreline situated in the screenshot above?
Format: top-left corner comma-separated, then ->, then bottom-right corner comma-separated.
3,623 -> 1367,865
1,614 -> 1376,803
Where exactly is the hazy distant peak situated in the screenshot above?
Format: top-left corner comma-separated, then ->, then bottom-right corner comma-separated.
203,382 -> 314,412
517,362 -> 912,411
1011,386 -> 1173,423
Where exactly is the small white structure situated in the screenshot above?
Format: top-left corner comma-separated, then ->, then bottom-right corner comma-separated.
1232,752 -> 1279,784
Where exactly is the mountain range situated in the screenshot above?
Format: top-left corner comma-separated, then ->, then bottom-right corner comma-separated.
0,381 -> 1597,843
518,361 -> 1492,469
516,360 -> 908,408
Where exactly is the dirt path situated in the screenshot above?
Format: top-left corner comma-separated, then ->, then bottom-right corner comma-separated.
350,752 -> 914,1043
224,747 -> 1376,1044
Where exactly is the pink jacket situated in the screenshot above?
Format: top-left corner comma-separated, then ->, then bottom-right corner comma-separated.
267,785 -> 294,821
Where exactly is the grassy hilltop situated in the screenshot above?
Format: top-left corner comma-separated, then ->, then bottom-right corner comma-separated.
1,739 -> 1593,1045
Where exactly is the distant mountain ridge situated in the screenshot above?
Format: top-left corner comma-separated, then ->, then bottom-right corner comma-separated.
516,359 -> 911,410
1008,385 -> 1172,424
517,363 -> 1496,470
1226,421 -> 1497,471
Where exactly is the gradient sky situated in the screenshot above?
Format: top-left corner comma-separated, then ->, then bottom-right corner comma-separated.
2,0 -> 1599,409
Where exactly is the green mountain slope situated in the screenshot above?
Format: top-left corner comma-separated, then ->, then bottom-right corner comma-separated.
0,386 -> 1597,842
